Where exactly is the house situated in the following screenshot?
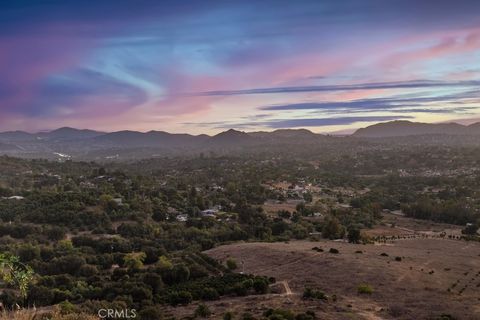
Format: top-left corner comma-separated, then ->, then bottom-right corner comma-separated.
113,198 -> 123,206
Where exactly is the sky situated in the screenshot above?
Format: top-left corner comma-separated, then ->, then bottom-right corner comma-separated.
1,0 -> 480,134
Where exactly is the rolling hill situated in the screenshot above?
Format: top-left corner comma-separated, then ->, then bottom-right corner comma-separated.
353,120 -> 480,137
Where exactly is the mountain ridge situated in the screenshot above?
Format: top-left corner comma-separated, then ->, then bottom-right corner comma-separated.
1,122 -> 480,160
353,120 -> 480,138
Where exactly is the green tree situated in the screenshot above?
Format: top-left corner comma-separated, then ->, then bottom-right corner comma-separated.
0,253 -> 34,298
123,252 -> 146,270
347,226 -> 361,243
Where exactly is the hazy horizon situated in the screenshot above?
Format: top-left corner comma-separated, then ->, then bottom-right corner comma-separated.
1,1 -> 480,134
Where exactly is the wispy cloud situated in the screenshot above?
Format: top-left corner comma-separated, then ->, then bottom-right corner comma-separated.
257,89 -> 480,115
187,80 -> 480,97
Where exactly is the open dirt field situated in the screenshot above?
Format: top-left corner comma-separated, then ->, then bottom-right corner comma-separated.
181,238 -> 480,320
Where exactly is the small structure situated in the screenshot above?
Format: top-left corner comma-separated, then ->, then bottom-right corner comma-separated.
200,209 -> 218,217
176,214 -> 189,222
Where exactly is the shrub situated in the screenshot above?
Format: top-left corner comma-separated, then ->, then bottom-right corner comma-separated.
139,306 -> 163,320
195,304 -> 211,318
295,311 -> 315,320
223,311 -> 234,320
303,288 -> 327,300
380,252 -> 389,257
58,300 -> 76,314
264,308 -> 295,320
253,278 -> 269,294
329,248 -> 339,254
226,258 -> 237,270
233,283 -> 248,296
201,287 -> 220,301
167,290 -> 192,305
242,312 -> 255,320
394,256 -> 402,262
357,284 -> 373,294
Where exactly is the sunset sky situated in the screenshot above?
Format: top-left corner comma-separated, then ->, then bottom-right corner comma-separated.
1,0 -> 480,134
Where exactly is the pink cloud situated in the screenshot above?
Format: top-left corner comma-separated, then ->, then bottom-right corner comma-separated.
379,28 -> 480,70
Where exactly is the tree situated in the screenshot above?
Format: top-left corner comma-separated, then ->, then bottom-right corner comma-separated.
253,278 -> 269,294
0,253 -> 34,299
322,217 -> 345,240
347,226 -> 361,243
158,255 -> 173,270
123,252 -> 146,270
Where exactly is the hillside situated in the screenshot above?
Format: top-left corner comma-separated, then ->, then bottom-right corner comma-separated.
353,120 -> 480,137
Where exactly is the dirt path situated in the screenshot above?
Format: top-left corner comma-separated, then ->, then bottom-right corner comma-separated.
277,280 -> 293,295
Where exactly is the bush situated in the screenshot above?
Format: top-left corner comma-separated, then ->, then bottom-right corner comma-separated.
303,288 -> 327,300
357,284 -> 374,294
380,252 -> 389,257
139,306 -> 162,320
233,283 -> 248,296
167,290 -> 192,305
195,304 -> 211,318
242,313 -> 254,320
295,311 -> 315,320
253,278 -> 269,294
264,308 -> 295,320
58,300 -> 76,314
226,258 -> 237,270
329,248 -> 339,254
394,256 -> 402,262
201,287 -> 220,300
223,311 -> 234,320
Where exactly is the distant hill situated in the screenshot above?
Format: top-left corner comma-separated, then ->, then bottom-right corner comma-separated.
0,131 -> 37,142
353,120 -> 480,138
1,122 -> 480,160
249,128 -> 317,139
40,127 -> 104,140
207,129 -> 254,146
0,127 -> 104,142
93,130 -> 208,148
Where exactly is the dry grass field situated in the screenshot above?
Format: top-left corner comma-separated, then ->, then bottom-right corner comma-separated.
165,228 -> 480,320
202,239 -> 479,319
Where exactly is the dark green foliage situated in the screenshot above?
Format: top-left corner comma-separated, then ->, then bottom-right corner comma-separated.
357,284 -> 374,294
347,225 -> 361,244
195,304 -> 211,318
303,288 -> 327,300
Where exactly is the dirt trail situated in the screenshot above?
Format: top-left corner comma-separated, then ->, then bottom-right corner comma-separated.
277,280 -> 293,295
